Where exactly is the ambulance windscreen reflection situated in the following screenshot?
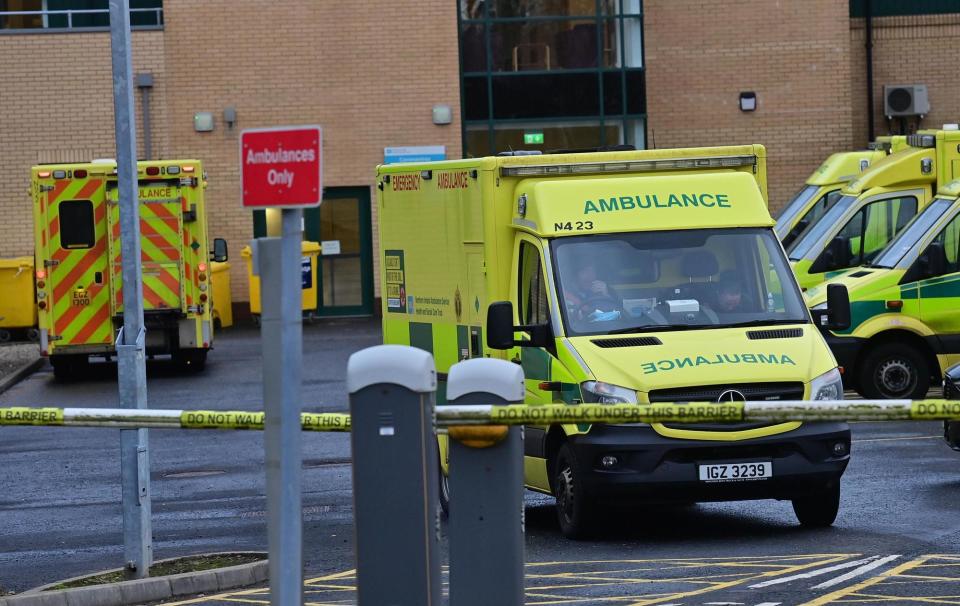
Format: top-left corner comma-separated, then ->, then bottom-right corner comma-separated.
551,228 -> 809,337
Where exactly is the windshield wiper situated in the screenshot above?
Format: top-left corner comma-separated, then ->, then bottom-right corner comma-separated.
606,324 -> 702,335
711,319 -> 808,329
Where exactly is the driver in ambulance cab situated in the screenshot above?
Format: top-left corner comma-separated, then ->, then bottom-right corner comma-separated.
563,259 -> 621,322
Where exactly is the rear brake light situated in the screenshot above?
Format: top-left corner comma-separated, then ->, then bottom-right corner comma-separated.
145,166 -> 161,176
36,269 -> 46,280
199,293 -> 208,303
73,169 -> 88,178
38,301 -> 46,310
38,171 -> 51,178
198,263 -> 207,272
182,165 -> 195,173
166,166 -> 180,175
37,280 -> 45,289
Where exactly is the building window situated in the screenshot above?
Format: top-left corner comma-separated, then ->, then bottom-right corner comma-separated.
59,200 -> 96,249
459,0 -> 645,157
0,0 -> 162,31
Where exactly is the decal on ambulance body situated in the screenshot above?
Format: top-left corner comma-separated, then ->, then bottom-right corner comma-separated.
583,193 -> 731,215
641,352 -> 797,375
384,250 -> 407,313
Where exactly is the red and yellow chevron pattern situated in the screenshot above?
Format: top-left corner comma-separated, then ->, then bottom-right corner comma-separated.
45,178 -> 113,347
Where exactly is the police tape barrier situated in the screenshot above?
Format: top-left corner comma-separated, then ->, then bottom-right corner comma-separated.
0,407 -> 351,431
2,400 -> 960,431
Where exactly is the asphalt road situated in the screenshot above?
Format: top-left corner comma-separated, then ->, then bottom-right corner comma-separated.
1,319 -> 959,605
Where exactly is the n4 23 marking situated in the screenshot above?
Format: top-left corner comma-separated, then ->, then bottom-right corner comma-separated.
554,221 -> 594,232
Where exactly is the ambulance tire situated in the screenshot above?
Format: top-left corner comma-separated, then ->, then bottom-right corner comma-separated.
176,349 -> 208,373
26,328 -> 40,342
51,355 -> 88,382
791,481 -> 840,528
857,342 -> 930,399
0,329 -> 10,343
553,443 -> 597,539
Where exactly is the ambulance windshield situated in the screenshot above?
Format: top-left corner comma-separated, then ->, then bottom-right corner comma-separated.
787,194 -> 858,260
551,228 -> 808,337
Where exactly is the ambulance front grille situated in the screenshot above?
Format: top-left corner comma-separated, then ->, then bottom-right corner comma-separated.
649,382 -> 805,432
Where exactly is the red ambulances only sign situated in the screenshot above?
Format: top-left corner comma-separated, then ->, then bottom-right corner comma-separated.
240,125 -> 322,209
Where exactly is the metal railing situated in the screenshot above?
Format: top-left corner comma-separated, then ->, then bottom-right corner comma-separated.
0,8 -> 162,31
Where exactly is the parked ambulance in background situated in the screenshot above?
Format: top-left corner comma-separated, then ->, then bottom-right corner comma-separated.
787,129 -> 960,291
776,144 -> 888,250
806,177 -> 960,399
32,160 -> 228,380
377,145 -> 852,538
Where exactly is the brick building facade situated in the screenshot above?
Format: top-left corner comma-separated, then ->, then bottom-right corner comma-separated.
1,1 -> 958,312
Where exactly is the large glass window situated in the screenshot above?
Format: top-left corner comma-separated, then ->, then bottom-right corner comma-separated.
518,241 -> 550,325
871,198 -> 953,268
0,0 -> 162,31
460,0 -> 645,157
814,195 -> 917,271
788,194 -> 858,260
551,228 -> 807,337
59,200 -> 95,249
925,210 -> 960,278
775,186 -> 842,250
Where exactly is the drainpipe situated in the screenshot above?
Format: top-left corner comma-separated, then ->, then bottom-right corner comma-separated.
865,0 -> 875,142
135,72 -> 154,159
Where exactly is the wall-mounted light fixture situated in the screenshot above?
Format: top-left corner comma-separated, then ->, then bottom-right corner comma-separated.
432,104 -> 452,125
739,92 -> 757,112
194,112 -> 214,132
223,107 -> 237,129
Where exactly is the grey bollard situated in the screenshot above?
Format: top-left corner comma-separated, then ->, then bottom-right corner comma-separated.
445,358 -> 526,606
347,345 -> 441,606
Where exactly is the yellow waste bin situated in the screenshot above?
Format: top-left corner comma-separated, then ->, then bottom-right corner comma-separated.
0,256 -> 38,342
241,241 -> 321,322
210,261 -> 233,329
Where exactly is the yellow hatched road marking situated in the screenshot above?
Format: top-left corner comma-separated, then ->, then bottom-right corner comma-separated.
798,555 -> 932,605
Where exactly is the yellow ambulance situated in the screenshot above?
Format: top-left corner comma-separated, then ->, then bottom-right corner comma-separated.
805,178 -> 960,399
787,129 -> 960,291
32,160 -> 227,379
775,146 -> 887,249
377,146 -> 852,538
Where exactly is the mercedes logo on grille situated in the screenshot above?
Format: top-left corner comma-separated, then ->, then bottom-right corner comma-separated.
717,389 -> 746,403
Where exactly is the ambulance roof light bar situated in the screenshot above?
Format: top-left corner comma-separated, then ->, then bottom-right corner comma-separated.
499,154 -> 757,177
907,134 -> 936,148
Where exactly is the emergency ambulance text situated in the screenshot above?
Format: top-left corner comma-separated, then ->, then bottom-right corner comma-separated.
583,193 -> 731,215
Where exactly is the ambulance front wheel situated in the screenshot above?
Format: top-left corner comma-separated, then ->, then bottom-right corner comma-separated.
792,481 -> 840,527
0,329 -> 11,343
553,443 -> 597,539
857,342 -> 930,399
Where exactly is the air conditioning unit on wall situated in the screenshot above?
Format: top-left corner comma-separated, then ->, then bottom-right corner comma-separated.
884,84 -> 930,118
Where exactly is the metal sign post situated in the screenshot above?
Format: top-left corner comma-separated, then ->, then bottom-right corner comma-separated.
241,125 -> 322,606
109,0 -> 152,580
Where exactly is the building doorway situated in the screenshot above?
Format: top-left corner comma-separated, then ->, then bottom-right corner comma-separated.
305,187 -> 374,317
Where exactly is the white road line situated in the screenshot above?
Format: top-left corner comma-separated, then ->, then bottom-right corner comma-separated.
748,556 -> 881,588
810,554 -> 901,589
754,603 -> 782,606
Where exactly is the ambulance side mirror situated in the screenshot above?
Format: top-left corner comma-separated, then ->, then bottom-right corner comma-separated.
825,283 -> 850,331
486,301 -> 552,350
212,238 -> 228,263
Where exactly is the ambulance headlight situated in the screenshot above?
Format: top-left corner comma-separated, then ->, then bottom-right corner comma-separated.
810,367 -> 844,401
581,381 -> 638,404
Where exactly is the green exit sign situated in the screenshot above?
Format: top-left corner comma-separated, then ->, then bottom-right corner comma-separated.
523,131 -> 544,145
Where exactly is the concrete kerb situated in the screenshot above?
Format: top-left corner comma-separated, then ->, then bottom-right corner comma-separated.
0,552 -> 268,606
0,357 -> 43,396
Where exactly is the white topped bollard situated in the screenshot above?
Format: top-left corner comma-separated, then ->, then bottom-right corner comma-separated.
445,357 -> 526,606
347,345 -> 440,606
